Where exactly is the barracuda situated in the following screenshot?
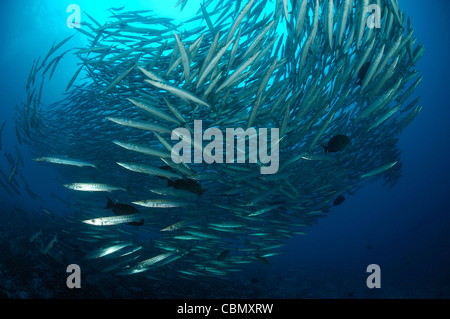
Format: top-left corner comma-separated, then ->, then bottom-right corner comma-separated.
16,0 -> 424,281
33,156 -> 98,168
82,215 -> 144,226
64,183 -> 126,192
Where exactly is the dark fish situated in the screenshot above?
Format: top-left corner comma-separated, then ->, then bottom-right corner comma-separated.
358,62 -> 371,84
323,135 -> 350,154
106,196 -> 139,215
157,165 -> 175,180
158,165 -> 204,195
106,197 -> 143,226
168,178 -> 204,195
333,195 -> 345,206
256,254 -> 270,266
217,249 -> 230,261
120,219 -> 144,227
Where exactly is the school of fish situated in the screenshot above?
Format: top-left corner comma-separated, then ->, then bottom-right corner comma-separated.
11,0 -> 424,280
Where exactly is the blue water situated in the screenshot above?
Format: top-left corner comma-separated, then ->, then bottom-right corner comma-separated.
0,0 -> 449,299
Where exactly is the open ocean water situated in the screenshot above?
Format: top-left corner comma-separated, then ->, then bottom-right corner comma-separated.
0,0 -> 449,301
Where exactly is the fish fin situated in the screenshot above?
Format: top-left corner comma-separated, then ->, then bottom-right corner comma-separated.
322,145 -> 328,154
106,196 -> 115,209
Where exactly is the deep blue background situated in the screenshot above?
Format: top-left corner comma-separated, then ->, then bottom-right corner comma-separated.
0,0 -> 449,298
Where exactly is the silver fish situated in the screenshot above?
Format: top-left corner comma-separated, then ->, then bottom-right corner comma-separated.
82,215 -> 144,226
33,156 -> 97,169
64,183 -> 126,192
